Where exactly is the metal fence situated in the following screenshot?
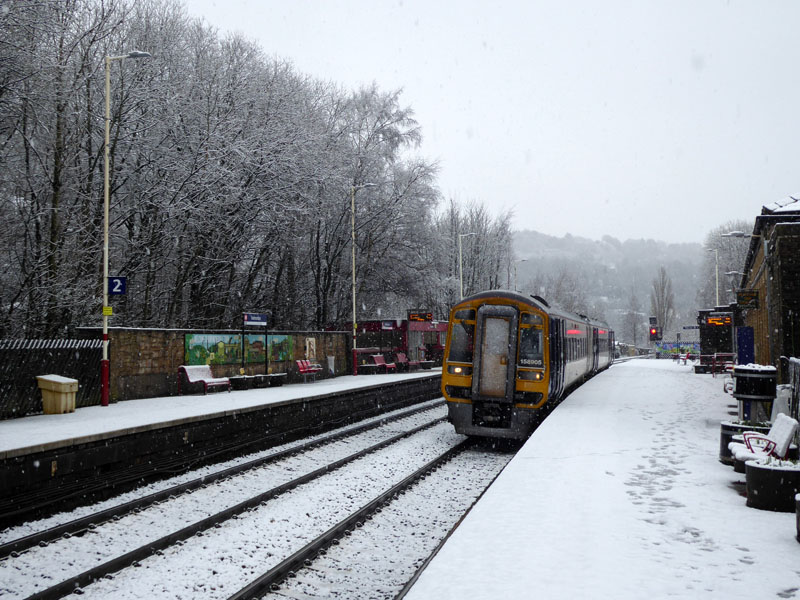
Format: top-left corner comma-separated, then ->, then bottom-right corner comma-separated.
788,356 -> 800,424
0,339 -> 102,420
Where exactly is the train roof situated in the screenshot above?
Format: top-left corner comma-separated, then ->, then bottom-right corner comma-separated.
458,289 -> 610,330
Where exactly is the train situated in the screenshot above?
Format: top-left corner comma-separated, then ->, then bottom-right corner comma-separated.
441,290 -> 614,440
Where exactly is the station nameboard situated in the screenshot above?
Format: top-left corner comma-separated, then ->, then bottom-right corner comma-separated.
243,312 -> 270,327
408,311 -> 433,322
736,289 -> 759,309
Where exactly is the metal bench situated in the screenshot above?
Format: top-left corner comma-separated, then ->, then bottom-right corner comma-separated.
296,359 -> 323,382
395,352 -> 420,371
728,413 -> 799,464
370,354 -> 397,373
177,365 -> 231,395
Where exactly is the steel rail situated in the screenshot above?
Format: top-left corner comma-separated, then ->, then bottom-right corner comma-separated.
0,393 -> 442,526
0,400 -> 444,559
227,438 -> 476,600
19,416 -> 446,600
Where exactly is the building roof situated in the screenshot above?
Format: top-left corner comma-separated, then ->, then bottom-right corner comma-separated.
740,199 -> 800,288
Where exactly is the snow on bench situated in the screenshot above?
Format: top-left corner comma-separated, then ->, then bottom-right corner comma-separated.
728,413 -> 799,463
370,354 -> 397,373
296,359 -> 323,383
177,365 -> 231,395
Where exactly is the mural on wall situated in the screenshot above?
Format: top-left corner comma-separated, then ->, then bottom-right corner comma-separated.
185,334 -> 242,365
245,335 -> 266,363
269,335 -> 293,361
185,334 -> 293,365
655,341 -> 701,355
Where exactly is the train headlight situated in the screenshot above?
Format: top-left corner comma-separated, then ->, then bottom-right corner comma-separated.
517,370 -> 544,381
448,365 -> 472,376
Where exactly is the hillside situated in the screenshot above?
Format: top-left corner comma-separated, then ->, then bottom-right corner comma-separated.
513,230 -> 704,345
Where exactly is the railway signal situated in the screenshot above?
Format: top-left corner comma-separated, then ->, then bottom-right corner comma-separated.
649,326 -> 663,341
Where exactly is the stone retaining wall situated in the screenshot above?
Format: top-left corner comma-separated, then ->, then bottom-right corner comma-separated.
78,327 -> 348,402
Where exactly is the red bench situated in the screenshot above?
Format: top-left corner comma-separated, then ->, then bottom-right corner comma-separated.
296,359 -> 323,382
370,354 -> 397,373
395,352 -> 420,371
178,365 -> 231,395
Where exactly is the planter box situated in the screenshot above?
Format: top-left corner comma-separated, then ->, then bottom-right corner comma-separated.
229,376 -> 253,391
36,375 -> 78,414
745,460 -> 800,512
796,495 -> 800,543
733,365 -> 777,400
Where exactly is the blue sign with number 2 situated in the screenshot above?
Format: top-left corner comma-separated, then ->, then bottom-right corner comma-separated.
108,277 -> 127,295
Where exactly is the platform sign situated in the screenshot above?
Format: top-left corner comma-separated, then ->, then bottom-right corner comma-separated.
243,312 -> 269,327
736,289 -> 759,309
108,276 -> 127,295
705,313 -> 732,326
408,311 -> 433,322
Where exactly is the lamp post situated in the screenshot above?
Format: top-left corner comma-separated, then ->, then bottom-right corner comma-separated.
351,182 -> 376,375
722,230 -> 772,359
725,270 -> 745,288
706,248 -> 719,306
458,232 -> 476,299
514,259 -> 528,291
101,50 -> 151,407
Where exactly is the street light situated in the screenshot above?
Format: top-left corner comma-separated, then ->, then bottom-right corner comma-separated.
351,182 -> 376,376
721,230 -> 773,352
458,232 -> 476,299
101,50 -> 151,407
514,259 -> 528,291
706,248 -> 719,306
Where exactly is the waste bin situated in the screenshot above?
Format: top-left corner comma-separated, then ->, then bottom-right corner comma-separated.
733,364 -> 777,422
36,374 -> 78,414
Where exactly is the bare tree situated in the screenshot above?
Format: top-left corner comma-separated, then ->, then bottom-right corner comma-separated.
624,285 -> 642,346
697,219 -> 752,308
650,266 -> 675,334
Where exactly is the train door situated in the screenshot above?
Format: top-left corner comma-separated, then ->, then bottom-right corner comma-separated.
591,328 -> 599,373
549,318 -> 565,400
472,305 -> 518,400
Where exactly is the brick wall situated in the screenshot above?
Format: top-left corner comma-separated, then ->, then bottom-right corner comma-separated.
79,328 -> 349,401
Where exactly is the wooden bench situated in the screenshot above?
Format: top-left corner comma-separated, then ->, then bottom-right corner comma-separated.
177,365 -> 231,395
370,354 -> 397,373
395,352 -> 420,372
296,359 -> 323,382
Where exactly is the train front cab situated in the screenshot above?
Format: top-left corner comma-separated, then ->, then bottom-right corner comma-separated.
443,301 -> 549,439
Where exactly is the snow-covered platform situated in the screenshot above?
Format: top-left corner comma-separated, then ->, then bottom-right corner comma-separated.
407,360 -> 800,599
0,371 -> 439,459
0,371 -> 440,523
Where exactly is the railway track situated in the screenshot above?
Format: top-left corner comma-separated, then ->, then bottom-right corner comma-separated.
0,388 -> 441,528
243,440 -> 512,600
1,400 -> 463,599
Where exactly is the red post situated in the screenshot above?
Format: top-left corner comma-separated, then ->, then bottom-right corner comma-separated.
101,356 -> 109,406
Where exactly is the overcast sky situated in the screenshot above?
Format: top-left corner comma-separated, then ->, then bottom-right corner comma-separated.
182,0 -> 800,244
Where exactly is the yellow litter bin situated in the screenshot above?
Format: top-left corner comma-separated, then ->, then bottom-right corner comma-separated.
36,375 -> 78,414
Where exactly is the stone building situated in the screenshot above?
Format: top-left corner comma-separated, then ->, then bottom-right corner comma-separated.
737,197 -> 800,382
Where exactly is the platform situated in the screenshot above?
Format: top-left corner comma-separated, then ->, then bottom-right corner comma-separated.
407,360 -> 800,599
0,371 -> 440,525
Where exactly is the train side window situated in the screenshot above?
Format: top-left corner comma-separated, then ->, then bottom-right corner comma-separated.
448,322 -> 475,363
518,327 -> 543,367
